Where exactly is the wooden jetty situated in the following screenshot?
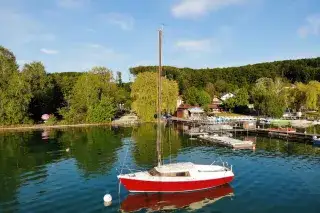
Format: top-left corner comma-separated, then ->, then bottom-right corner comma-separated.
198,135 -> 255,150
172,116 -> 320,143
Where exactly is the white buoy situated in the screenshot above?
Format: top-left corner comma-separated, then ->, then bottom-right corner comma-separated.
103,194 -> 112,203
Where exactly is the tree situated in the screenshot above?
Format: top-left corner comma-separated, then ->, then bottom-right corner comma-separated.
21,62 -> 55,121
205,82 -> 216,99
0,46 -> 32,125
294,81 -> 320,111
60,66 -> 118,123
131,72 -> 178,121
86,96 -> 116,123
251,77 -> 286,117
183,87 -> 199,105
197,90 -> 211,106
116,71 -> 122,86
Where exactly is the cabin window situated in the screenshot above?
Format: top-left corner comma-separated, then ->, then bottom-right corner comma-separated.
148,169 -> 190,177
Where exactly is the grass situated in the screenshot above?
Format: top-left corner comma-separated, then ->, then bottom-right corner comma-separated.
215,112 -> 245,117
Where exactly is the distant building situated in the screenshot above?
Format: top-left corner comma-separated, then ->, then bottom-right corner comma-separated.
208,96 -> 223,113
175,104 -> 205,120
176,96 -> 183,109
220,93 -> 234,101
176,104 -> 191,118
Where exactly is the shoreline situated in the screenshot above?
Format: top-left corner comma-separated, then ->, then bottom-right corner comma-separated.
0,121 -> 165,132
0,123 -> 113,132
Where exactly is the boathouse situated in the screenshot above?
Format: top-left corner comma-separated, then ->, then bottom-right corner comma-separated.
208,96 -> 223,113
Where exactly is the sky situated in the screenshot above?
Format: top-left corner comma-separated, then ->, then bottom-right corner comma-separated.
1,0 -> 320,82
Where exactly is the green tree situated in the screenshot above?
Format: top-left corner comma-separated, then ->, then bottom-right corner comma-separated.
205,82 -> 216,99
21,62 -> 55,121
116,71 -> 122,86
183,87 -> 199,105
60,66 -> 118,123
86,96 -> 116,123
131,72 -> 178,121
197,90 -> 211,106
251,78 -> 286,117
0,46 -> 32,125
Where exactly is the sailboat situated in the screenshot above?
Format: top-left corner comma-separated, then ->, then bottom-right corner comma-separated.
117,28 -> 234,193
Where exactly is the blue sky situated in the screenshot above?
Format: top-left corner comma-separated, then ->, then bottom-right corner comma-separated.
1,0 -> 319,82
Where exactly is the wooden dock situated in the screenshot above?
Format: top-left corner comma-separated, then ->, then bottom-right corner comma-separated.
198,135 -> 255,150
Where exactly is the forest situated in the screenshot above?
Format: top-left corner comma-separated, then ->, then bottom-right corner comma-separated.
0,46 -> 131,126
130,58 -> 320,118
1,43 -> 320,125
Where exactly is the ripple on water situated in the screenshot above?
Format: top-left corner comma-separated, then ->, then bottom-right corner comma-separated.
1,125 -> 320,213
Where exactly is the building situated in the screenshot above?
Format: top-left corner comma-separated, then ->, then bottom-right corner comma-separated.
220,93 -> 234,101
208,96 -> 223,113
176,96 -> 184,109
175,104 -> 205,120
188,107 -> 205,120
176,104 -> 191,118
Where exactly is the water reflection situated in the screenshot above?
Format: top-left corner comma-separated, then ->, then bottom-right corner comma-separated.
54,127 -> 124,177
131,124 -> 182,167
120,184 -> 234,212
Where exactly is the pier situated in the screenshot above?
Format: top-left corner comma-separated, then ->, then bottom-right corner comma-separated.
172,117 -> 320,143
198,134 -> 255,150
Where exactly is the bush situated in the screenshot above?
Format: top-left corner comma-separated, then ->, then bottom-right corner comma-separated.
45,115 -> 57,125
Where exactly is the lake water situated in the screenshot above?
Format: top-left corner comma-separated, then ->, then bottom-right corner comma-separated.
0,124 -> 320,213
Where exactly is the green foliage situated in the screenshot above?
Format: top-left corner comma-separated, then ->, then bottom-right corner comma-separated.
205,82 -> 216,99
197,90 -> 211,106
131,72 -> 179,121
116,71 -> 122,86
183,87 -> 199,105
45,115 -> 58,125
224,88 -> 250,111
60,66 -> 119,124
183,87 -> 210,106
130,58 -> 320,93
293,81 -> 320,111
251,78 -> 286,117
0,47 -> 32,125
86,96 -> 116,123
21,62 -> 55,121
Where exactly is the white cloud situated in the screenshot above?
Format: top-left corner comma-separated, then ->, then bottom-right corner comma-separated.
56,0 -> 90,8
175,39 -> 213,52
172,0 -> 245,19
40,48 -> 59,55
99,13 -> 134,30
298,14 -> 320,38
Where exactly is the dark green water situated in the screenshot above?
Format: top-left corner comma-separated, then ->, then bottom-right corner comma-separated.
0,124 -> 319,213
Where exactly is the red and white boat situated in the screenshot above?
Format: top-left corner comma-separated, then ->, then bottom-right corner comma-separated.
118,162 -> 234,193
117,28 -> 234,193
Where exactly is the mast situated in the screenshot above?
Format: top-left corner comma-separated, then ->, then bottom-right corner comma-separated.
157,27 -> 163,167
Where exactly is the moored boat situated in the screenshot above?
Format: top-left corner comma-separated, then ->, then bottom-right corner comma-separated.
117,27 -> 234,194
118,162 -> 233,193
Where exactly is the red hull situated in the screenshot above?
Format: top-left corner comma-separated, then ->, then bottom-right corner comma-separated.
119,176 -> 234,192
